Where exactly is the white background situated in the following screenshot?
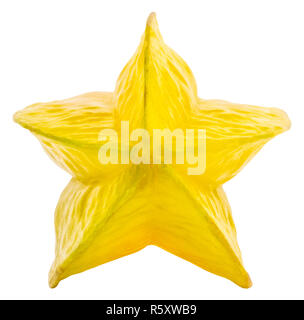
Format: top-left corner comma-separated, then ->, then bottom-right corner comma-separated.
0,0 -> 303,300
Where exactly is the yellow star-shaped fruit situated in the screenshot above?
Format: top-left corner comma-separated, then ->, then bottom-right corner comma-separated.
14,13 -> 290,288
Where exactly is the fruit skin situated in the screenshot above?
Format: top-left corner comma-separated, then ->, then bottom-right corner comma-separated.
14,12 -> 290,288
